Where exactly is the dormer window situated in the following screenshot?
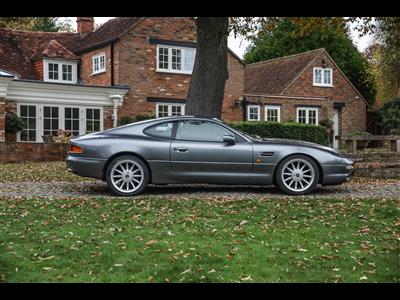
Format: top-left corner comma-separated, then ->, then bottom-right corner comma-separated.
92,53 -> 106,75
44,59 -> 77,84
313,67 -> 333,87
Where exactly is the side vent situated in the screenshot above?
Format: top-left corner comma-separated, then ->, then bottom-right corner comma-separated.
258,152 -> 275,157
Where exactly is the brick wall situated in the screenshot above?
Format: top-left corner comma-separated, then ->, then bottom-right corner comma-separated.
32,59 -> 43,80
79,45 -> 112,86
0,142 -> 69,163
283,51 -> 367,135
111,17 -> 243,122
0,96 -> 5,142
245,95 -> 332,123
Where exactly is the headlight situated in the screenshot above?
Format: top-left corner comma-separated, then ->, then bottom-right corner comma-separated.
346,165 -> 354,170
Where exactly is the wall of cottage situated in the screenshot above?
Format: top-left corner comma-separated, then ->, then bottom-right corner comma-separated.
283,51 -> 367,136
244,95 -> 332,123
79,45 -> 113,86
107,17 -> 243,122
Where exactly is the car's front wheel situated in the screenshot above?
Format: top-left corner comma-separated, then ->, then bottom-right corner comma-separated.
106,155 -> 149,196
275,155 -> 319,195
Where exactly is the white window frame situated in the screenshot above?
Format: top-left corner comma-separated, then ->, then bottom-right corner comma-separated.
156,44 -> 196,75
16,103 -> 104,142
313,67 -> 333,87
264,105 -> 281,122
156,103 -> 186,118
296,107 -> 319,125
43,59 -> 77,84
92,52 -> 106,75
247,105 -> 260,121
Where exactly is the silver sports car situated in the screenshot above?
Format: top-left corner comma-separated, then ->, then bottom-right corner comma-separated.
66,116 -> 354,196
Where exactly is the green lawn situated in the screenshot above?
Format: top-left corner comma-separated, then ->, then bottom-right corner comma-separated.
0,196 -> 398,283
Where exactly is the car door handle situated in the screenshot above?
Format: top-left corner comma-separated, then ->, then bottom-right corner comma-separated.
173,147 -> 189,153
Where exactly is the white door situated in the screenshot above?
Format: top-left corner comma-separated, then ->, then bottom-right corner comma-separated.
333,109 -> 339,149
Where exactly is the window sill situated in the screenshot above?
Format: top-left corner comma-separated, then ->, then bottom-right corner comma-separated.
92,71 -> 106,76
156,69 -> 192,75
313,84 -> 334,88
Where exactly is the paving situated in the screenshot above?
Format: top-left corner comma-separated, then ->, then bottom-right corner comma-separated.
0,178 -> 399,200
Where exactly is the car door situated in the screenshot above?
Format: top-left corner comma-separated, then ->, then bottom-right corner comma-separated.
170,120 -> 253,184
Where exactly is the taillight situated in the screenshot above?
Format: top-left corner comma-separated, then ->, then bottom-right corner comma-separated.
69,144 -> 84,154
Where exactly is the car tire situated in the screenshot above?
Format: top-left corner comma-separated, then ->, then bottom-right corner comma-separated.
105,155 -> 149,196
275,155 -> 319,195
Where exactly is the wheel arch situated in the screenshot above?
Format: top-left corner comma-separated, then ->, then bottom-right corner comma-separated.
273,153 -> 323,185
102,152 -> 153,183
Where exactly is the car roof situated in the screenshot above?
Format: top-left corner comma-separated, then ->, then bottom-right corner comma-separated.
154,115 -> 223,122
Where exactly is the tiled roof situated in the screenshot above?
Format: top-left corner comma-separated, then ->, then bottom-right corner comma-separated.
31,39 -> 79,61
244,48 -> 324,94
0,28 -> 80,79
74,17 -> 143,53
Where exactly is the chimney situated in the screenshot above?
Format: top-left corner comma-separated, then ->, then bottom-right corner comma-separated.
76,17 -> 94,34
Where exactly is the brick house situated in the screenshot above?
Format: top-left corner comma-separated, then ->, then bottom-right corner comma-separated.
0,17 -> 244,155
244,48 -> 368,148
0,17 -> 368,162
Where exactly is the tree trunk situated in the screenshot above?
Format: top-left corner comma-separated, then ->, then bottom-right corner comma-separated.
185,17 -> 229,118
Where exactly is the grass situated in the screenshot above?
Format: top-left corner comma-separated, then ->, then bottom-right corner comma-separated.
0,196 -> 399,283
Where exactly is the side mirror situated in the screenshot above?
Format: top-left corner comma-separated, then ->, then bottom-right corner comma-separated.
223,134 -> 236,145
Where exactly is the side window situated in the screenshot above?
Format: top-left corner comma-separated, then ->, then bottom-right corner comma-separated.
176,120 -> 233,142
144,122 -> 175,139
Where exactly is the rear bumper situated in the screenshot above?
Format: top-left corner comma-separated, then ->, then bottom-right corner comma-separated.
321,164 -> 354,186
66,155 -> 106,179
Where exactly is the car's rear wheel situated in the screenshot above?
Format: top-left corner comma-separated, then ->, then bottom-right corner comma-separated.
106,155 -> 149,196
275,155 -> 319,195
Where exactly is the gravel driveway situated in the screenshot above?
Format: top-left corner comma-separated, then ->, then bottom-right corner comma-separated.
0,178 -> 399,200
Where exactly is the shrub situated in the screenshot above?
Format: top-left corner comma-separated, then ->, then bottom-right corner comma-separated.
118,114 -> 156,126
5,113 -> 24,134
230,121 -> 329,146
376,97 -> 400,134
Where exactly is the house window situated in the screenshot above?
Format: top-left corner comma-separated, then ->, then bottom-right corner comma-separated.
265,105 -> 281,122
86,108 -> 101,133
64,107 -> 80,136
156,103 -> 185,118
62,64 -> 72,81
297,107 -> 319,125
48,63 -> 59,80
43,106 -> 59,136
313,67 -> 333,87
247,105 -> 260,121
19,105 -> 37,142
156,45 -> 196,74
17,104 -> 103,142
92,53 -> 106,74
44,60 -> 77,83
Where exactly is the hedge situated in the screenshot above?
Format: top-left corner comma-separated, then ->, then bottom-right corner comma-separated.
230,121 -> 329,146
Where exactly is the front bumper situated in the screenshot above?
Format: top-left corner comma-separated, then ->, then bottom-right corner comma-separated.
321,164 -> 354,186
66,155 -> 107,179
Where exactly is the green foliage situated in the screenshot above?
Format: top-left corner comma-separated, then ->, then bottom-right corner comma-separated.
230,121 -> 329,145
118,114 -> 155,126
5,113 -> 24,134
244,18 -> 377,105
376,97 -> 400,134
0,17 -> 73,32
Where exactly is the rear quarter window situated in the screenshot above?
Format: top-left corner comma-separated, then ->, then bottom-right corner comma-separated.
144,122 -> 175,139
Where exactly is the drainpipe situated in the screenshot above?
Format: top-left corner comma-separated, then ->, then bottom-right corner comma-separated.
110,42 -> 115,86
110,95 -> 123,128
